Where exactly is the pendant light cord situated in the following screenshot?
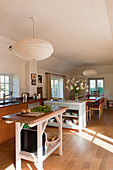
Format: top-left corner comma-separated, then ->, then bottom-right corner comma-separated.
33,18 -> 35,38
30,17 -> 35,38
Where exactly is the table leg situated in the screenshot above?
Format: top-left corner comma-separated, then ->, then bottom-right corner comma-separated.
15,122 -> 21,170
37,123 -> 43,170
59,113 -> 62,156
83,103 -> 86,127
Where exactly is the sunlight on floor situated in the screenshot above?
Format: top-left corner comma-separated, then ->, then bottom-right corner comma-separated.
97,133 -> 113,143
5,163 -> 15,170
27,163 -> 33,170
93,137 -> 113,153
27,162 -> 37,169
83,127 -> 97,135
70,127 -> 113,153
76,131 -> 94,141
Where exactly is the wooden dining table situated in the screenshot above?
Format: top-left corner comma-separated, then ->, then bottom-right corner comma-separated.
80,96 -> 102,103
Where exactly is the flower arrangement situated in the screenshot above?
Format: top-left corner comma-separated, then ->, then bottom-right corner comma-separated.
66,78 -> 88,101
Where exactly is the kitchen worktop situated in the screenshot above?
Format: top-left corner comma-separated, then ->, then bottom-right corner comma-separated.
2,106 -> 67,124
0,98 -> 46,108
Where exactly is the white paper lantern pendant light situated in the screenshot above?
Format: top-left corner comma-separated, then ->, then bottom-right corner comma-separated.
13,17 -> 54,61
83,69 -> 97,76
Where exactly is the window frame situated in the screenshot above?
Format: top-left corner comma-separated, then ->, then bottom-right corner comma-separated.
0,74 -> 13,100
51,76 -> 63,98
88,78 -> 104,96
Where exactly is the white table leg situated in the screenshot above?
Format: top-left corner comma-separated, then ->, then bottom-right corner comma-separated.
59,113 -> 62,156
16,122 -> 21,170
37,123 -> 43,170
79,106 -> 82,133
83,103 -> 86,127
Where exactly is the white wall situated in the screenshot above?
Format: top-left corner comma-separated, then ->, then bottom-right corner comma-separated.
0,35 -> 25,97
25,60 -> 37,96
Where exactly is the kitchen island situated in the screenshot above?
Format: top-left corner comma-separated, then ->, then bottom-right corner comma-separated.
2,106 -> 67,170
44,100 -> 86,132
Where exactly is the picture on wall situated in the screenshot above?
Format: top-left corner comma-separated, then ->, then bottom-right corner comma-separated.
38,74 -> 42,84
31,73 -> 36,85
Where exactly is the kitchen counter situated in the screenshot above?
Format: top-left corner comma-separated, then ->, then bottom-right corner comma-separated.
0,98 -> 46,107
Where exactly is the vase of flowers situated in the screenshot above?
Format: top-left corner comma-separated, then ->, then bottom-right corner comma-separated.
75,93 -> 78,102
66,78 -> 88,102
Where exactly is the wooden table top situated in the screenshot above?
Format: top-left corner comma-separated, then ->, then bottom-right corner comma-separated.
80,96 -> 102,103
2,106 -> 67,124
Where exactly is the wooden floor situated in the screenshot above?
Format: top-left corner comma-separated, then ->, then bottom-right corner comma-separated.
1,108 -> 113,170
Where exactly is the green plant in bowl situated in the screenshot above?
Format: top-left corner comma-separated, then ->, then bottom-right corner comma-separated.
31,105 -> 52,113
24,105 -> 52,129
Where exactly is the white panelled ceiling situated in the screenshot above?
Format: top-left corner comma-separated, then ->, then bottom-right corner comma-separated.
0,0 -> 113,67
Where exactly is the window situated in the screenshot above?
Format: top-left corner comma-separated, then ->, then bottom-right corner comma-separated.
88,78 -> 104,95
51,77 -> 63,98
0,74 -> 13,99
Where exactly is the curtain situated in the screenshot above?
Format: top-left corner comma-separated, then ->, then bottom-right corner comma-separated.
45,74 -> 51,100
46,72 -> 66,100
63,76 -> 67,99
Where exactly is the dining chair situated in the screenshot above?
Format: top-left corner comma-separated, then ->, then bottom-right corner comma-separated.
90,98 -> 104,119
91,90 -> 99,97
86,102 -> 91,121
